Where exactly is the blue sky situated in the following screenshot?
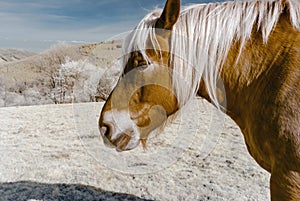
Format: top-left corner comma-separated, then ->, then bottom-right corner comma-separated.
0,0 -> 222,52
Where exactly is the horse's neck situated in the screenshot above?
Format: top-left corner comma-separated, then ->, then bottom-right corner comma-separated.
204,12 -> 299,128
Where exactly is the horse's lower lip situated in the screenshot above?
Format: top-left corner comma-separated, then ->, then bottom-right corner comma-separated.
112,134 -> 132,152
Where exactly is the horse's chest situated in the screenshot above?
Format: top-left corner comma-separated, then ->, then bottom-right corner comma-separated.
241,125 -> 274,173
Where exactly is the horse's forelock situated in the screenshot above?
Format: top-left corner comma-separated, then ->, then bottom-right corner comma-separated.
121,9 -> 163,70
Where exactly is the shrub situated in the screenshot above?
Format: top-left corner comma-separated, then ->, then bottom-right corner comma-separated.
50,57 -> 104,104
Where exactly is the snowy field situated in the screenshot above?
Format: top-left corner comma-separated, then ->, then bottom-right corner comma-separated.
0,100 -> 270,201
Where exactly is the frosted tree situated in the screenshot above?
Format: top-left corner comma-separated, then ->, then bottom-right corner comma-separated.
50,57 -> 103,104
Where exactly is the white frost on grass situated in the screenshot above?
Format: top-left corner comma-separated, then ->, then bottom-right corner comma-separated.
0,101 -> 270,200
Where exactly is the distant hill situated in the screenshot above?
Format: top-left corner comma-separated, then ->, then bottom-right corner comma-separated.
0,41 -> 122,107
0,49 -> 36,63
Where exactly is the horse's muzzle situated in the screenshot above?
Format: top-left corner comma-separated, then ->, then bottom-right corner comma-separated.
99,123 -> 135,152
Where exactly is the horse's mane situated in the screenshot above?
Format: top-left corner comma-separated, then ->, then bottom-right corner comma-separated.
122,0 -> 300,108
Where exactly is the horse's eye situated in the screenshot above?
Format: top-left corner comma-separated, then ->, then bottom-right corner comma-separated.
138,60 -> 147,66
137,65 -> 148,71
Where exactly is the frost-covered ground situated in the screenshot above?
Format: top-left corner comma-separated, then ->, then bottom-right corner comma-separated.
0,100 -> 270,201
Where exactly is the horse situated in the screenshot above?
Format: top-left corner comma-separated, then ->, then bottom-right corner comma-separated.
98,0 -> 300,200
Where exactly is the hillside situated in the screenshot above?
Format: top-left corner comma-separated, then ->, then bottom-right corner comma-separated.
0,41 -> 122,107
0,49 -> 36,63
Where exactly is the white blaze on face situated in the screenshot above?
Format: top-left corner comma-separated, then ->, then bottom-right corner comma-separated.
102,109 -> 140,150
101,102 -> 168,151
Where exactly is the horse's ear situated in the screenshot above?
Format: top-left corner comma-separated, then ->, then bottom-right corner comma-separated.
155,0 -> 180,30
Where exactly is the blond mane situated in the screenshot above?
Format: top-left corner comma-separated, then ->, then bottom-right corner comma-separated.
122,0 -> 300,108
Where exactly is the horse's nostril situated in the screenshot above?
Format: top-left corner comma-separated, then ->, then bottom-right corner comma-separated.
100,124 -> 116,148
100,124 -> 111,139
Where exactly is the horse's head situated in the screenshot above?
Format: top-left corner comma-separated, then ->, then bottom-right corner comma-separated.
99,0 -> 181,151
